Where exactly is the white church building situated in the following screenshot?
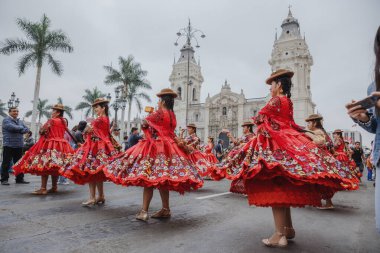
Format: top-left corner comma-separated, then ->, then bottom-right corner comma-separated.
170,9 -> 315,146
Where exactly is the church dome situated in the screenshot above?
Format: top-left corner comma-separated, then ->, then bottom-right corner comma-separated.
281,9 -> 299,28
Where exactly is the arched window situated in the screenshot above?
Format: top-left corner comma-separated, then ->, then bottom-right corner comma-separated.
222,107 -> 227,116
195,114 -> 199,122
177,87 -> 182,99
192,88 -> 196,101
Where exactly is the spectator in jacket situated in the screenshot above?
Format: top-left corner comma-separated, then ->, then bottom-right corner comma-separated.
1,107 -> 30,185
126,127 -> 142,150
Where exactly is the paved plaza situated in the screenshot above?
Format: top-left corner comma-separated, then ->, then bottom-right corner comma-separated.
0,174 -> 379,253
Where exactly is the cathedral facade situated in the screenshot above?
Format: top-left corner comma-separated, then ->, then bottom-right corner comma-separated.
170,9 -> 315,146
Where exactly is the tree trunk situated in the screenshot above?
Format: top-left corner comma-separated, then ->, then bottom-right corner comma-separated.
34,113 -> 41,140
127,101 -> 132,135
30,66 -> 42,138
120,107 -> 126,137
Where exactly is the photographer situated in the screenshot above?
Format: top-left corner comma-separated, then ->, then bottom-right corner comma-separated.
346,26 -> 380,233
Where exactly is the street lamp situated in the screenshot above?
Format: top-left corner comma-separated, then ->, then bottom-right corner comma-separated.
15,98 -> 20,107
110,87 -> 127,129
7,92 -> 20,109
174,19 -> 206,126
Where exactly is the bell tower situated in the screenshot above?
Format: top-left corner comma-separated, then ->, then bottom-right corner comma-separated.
269,7 -> 315,124
170,20 -> 205,128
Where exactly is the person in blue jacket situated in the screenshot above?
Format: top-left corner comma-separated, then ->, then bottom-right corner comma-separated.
346,26 -> 380,233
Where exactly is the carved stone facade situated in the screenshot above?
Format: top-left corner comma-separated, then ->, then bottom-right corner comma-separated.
170,9 -> 315,144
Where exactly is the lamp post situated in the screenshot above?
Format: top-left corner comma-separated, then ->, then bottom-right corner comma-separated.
108,87 -> 127,129
106,92 -> 112,123
7,92 -> 20,109
174,19 -> 206,126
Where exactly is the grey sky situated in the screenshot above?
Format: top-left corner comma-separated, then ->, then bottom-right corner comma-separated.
0,0 -> 379,145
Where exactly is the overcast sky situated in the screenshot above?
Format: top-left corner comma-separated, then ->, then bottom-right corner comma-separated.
0,0 -> 379,145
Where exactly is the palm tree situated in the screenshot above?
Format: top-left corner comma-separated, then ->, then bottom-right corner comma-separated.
47,97 -> 73,119
125,83 -> 151,134
0,100 -> 7,117
103,55 -> 151,134
75,87 -> 106,118
0,14 -> 73,137
25,98 -> 50,138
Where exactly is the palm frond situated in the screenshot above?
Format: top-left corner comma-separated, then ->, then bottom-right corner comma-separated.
17,52 -> 36,75
134,98 -> 143,113
136,92 -> 151,102
16,18 -> 40,42
0,38 -> 33,55
64,110 -> 73,119
40,14 -> 51,34
103,65 -> 123,85
0,101 -> 8,117
25,110 -> 33,118
75,101 -> 91,110
47,54 -> 63,75
28,98 -> 50,121
42,111 -> 51,119
46,30 -> 73,53
84,107 -> 92,118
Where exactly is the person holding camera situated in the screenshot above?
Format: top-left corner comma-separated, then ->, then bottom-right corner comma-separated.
346,26 -> 380,233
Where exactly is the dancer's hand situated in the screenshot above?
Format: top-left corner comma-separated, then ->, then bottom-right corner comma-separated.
84,126 -> 93,133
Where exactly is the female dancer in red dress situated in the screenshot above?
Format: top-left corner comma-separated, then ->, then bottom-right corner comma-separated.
103,88 -> 205,221
201,136 -> 218,180
179,123 -> 200,149
332,130 -> 362,179
177,123 -> 213,177
215,69 -> 359,247
305,114 -> 336,209
13,104 -> 74,195
212,121 -> 255,193
203,136 -> 218,164
219,121 -> 256,170
227,121 -> 255,152
60,98 -> 118,206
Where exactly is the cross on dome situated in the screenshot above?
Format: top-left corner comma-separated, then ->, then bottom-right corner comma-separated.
288,4 -> 293,17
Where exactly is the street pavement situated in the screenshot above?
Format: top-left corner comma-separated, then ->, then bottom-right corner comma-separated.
0,174 -> 379,253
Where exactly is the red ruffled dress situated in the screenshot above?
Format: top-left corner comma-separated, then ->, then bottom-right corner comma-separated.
204,144 -> 218,164
212,133 -> 255,193
308,130 -> 337,200
215,96 -> 359,207
60,116 -> 118,184
229,134 -> 256,158
334,140 -> 362,179
184,134 -> 214,177
102,109 -> 205,193
13,117 -> 74,176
